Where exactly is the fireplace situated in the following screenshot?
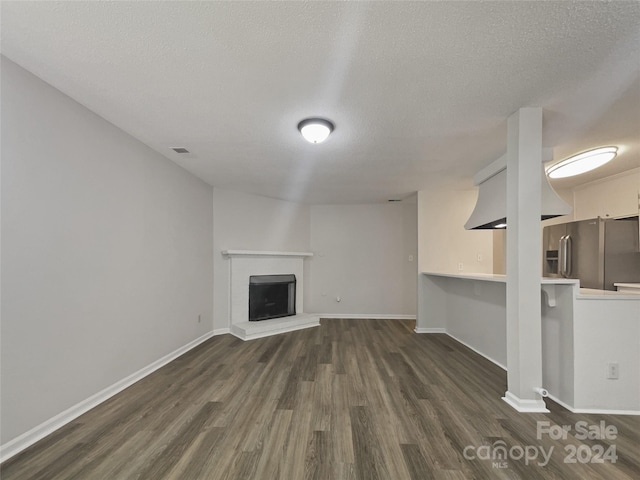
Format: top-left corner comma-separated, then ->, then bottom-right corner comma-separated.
249,274 -> 296,321
223,250 -> 318,340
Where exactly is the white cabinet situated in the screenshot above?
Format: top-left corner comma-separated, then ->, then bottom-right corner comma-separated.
573,169 -> 640,220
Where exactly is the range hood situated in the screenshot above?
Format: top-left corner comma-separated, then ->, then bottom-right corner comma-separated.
464,152 -> 572,230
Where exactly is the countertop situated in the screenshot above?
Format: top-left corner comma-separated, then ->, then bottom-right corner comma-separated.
422,272 -> 640,300
578,288 -> 640,300
422,272 -> 578,284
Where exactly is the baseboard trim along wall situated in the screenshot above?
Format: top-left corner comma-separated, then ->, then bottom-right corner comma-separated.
319,314 -> 416,320
414,327 -> 446,333
502,391 -> 550,413
0,330 -> 221,463
546,394 -> 640,416
414,329 -> 507,370
444,332 -> 507,371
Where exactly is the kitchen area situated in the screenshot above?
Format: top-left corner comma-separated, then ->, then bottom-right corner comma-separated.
418,271 -> 639,414
539,168 -> 640,413
416,110 -> 640,415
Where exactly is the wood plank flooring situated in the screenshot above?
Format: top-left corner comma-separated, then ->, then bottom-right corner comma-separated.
2,319 -> 639,479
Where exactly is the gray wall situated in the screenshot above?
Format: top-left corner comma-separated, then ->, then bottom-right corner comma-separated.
308,202 -> 417,315
417,187 -> 494,274
1,58 -> 214,444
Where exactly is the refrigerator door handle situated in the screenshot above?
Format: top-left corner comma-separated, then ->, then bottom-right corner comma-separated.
558,236 -> 564,276
558,235 -> 566,277
563,235 -> 573,277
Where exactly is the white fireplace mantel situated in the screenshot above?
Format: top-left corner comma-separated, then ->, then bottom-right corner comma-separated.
222,250 -> 313,258
223,249 -> 318,340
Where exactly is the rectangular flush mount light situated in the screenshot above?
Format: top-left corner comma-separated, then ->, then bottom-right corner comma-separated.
171,147 -> 190,154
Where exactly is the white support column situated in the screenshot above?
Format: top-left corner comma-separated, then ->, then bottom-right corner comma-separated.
502,108 -> 549,412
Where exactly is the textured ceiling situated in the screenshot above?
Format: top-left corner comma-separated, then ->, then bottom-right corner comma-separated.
2,1 -> 639,203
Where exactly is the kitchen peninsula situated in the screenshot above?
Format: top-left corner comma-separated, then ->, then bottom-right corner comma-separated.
417,272 -> 640,414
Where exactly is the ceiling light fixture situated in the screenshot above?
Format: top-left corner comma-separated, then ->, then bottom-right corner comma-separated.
298,118 -> 334,144
546,146 -> 618,179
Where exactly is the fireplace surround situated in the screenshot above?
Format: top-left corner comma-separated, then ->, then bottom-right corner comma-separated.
222,250 -> 319,340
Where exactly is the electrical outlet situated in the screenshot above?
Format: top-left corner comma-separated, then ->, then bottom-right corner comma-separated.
198,314 -> 202,323
477,253 -> 483,262
458,262 -> 464,271
607,362 -> 619,379
408,255 -> 414,262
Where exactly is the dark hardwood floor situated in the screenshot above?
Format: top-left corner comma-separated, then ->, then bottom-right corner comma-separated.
2,319 -> 638,479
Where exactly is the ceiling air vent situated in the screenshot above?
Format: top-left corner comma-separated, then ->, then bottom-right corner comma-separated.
171,147 -> 190,154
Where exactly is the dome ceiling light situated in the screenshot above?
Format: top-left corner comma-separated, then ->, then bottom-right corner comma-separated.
297,118 -> 334,144
546,146 -> 618,179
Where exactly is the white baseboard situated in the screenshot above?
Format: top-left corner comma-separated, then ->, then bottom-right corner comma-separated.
213,327 -> 230,335
0,330 -> 217,463
546,394 -> 640,416
318,313 -> 416,320
502,391 -> 550,413
414,327 -> 446,333
569,408 -> 640,415
444,332 -> 507,371
414,327 -> 507,371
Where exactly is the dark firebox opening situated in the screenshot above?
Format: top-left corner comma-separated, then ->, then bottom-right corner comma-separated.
249,274 -> 296,321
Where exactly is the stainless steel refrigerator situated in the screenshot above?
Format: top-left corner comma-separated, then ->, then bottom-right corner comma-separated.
543,216 -> 640,290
